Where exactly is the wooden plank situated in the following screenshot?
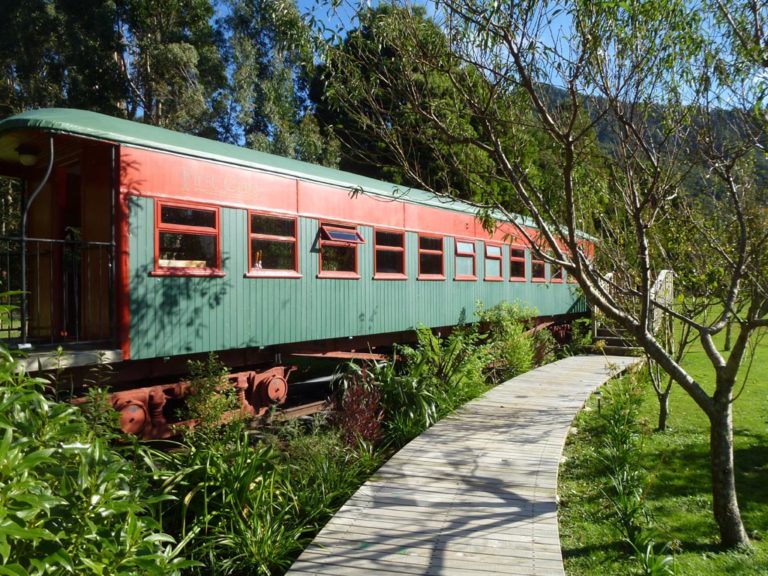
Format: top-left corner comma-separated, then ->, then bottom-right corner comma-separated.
288,355 -> 641,575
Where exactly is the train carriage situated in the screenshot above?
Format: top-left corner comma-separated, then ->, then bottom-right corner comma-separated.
0,108 -> 586,436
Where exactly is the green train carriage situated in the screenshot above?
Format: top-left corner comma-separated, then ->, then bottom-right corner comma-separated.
0,108 -> 586,437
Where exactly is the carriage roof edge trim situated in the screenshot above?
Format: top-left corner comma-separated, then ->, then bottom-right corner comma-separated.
0,108 -> 595,241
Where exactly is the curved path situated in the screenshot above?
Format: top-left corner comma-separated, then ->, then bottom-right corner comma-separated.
288,355 -> 641,576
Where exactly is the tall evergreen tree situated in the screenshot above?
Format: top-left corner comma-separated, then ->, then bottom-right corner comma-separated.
225,0 -> 338,165
116,0 -> 226,134
311,4 -> 519,203
0,0 -> 125,118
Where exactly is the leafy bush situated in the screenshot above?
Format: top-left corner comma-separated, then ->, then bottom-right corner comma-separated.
477,302 -> 536,382
597,373 -> 676,574
150,406 -> 381,575
336,326 -> 492,448
332,363 -> 384,446
0,348 -> 192,575
275,422 -> 382,529
184,352 -> 239,435
563,317 -> 594,356
151,431 -> 304,576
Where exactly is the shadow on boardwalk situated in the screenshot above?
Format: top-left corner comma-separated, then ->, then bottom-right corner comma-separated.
288,355 -> 641,576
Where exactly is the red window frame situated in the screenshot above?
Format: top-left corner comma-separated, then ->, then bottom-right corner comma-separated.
531,251 -> 546,282
550,258 -> 564,283
153,200 -> 223,277
418,234 -> 445,280
246,211 -> 300,278
454,238 -> 477,281
510,246 -> 527,282
374,228 -> 407,280
318,222 -> 363,279
484,243 -> 503,281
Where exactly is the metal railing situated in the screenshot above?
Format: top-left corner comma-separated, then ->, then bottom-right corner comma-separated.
0,236 -> 115,346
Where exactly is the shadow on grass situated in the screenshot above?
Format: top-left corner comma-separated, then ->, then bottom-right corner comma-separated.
640,428 -> 768,551
647,432 -> 768,498
734,441 -> 768,517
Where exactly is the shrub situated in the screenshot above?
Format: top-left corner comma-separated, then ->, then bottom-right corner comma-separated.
563,317 -> 594,356
339,326 -> 492,448
0,348 -> 192,575
332,363 -> 384,446
597,373 -> 676,574
151,414 -> 381,575
477,302 -> 536,382
184,352 -> 239,436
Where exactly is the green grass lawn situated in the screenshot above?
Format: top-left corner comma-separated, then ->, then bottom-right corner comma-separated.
559,328 -> 768,575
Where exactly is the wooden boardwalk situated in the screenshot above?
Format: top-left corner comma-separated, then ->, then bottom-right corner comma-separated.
287,355 -> 640,576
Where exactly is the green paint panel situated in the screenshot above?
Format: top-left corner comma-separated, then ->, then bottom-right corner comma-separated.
129,197 -> 584,360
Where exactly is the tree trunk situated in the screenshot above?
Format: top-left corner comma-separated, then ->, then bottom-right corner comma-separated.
709,400 -> 749,548
657,389 -> 670,432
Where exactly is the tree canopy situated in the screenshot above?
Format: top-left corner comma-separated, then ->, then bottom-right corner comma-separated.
0,0 -> 337,162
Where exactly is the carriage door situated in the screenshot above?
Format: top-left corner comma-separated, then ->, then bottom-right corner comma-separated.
61,170 -> 81,339
26,142 -> 114,344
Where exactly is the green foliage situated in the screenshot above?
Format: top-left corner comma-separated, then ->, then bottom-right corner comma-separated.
597,375 -> 650,547
562,317 -> 594,357
476,302 -> 536,383
0,350 -> 192,574
333,308 -> 548,448
273,421 -> 382,528
184,352 -> 239,436
337,321 -> 528,448
116,0 -> 227,132
226,0 -> 339,164
631,539 -> 677,576
78,385 -> 122,438
332,364 -> 384,446
151,433 -> 300,575
0,0 -> 226,133
381,326 -> 490,444
560,327 -> 768,575
313,4 -> 517,203
151,416 -> 380,575
559,372 -> 678,575
0,0 -> 126,118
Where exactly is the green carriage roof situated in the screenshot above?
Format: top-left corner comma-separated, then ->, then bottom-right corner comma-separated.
0,107 -> 534,226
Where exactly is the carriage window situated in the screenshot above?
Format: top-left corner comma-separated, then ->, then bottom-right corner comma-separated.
248,213 -> 298,276
155,202 -> 221,275
418,235 -> 444,279
319,223 -> 363,278
455,240 -> 476,280
485,244 -> 503,281
375,230 -> 406,278
551,260 -> 564,282
510,246 -> 526,281
531,252 -> 546,281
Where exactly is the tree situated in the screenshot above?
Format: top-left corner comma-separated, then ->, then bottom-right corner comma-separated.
0,0 -> 227,135
225,0 -> 339,165
319,0 -> 768,548
116,0 -> 227,134
312,4 -> 525,204
0,0 -> 126,118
